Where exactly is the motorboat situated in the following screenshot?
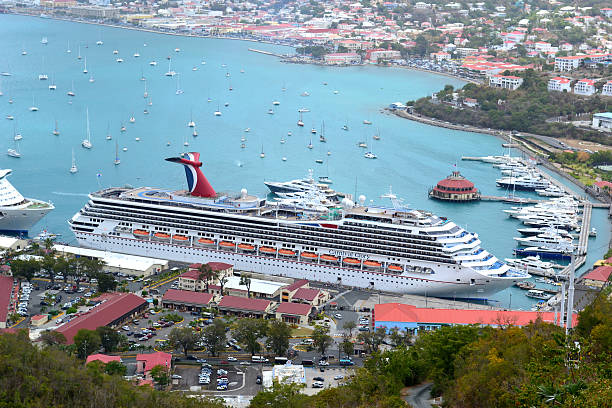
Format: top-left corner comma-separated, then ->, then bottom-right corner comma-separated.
364,152 -> 377,159
504,256 -> 558,275
514,232 -> 573,247
514,246 -> 572,261
525,289 -> 552,300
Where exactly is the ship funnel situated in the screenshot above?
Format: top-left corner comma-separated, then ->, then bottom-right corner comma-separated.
165,152 -> 216,198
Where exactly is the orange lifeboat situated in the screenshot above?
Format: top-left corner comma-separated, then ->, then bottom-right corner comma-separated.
259,246 -> 277,254
197,238 -> 215,246
153,232 -> 171,240
219,241 -> 236,248
320,254 -> 338,262
172,234 -> 188,242
300,252 -> 318,260
279,249 -> 296,256
238,243 -> 255,251
133,229 -> 149,238
388,264 -> 403,272
343,257 -> 360,265
364,260 -> 382,268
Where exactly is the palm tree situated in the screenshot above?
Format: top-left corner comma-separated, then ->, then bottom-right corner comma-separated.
43,238 -> 55,254
239,273 -> 252,298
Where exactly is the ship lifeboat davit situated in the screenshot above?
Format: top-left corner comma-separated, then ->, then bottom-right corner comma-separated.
343,257 -> 360,266
153,232 -> 171,241
259,246 -> 277,256
219,241 -> 236,250
172,234 -> 189,243
320,254 -> 338,263
388,264 -> 403,272
133,229 -> 150,239
363,260 -> 382,269
279,249 -> 296,257
197,238 -> 215,246
238,243 -> 255,252
300,252 -> 318,262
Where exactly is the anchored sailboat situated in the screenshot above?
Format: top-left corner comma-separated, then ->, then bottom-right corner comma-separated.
82,107 -> 92,149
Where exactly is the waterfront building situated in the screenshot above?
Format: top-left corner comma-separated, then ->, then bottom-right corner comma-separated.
162,289 -> 214,312
430,51 -> 451,62
429,171 -> 480,202
488,74 -> 523,90
554,55 -> 585,72
580,266 -> 612,288
217,295 -> 272,318
275,302 -> 312,325
573,79 -> 596,96
365,49 -> 402,63
178,262 -> 234,291
547,77 -> 572,93
323,53 -> 361,65
592,113 -> 612,130
601,80 -> 612,97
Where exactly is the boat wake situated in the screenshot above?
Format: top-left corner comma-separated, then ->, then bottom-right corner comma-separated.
52,191 -> 89,197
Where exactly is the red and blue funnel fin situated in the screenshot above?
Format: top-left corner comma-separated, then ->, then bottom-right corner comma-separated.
165,152 -> 216,197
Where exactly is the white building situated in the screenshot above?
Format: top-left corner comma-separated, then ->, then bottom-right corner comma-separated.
592,113 -> 612,130
548,77 -> 572,92
602,80 -> 612,97
430,51 -> 451,62
573,79 -> 596,96
554,56 -> 585,71
489,75 -> 523,90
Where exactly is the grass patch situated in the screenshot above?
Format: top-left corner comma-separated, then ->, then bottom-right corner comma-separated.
291,326 -> 314,338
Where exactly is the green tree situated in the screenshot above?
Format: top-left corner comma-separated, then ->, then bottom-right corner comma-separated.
197,263 -> 217,292
104,360 -> 127,376
96,326 -> 123,353
357,327 -> 387,354
234,318 -> 268,356
267,320 -> 291,356
342,320 -> 357,338
202,319 -> 227,356
96,272 -> 117,292
312,324 -> 333,357
239,273 -> 252,298
73,329 -> 101,359
249,382 -> 309,408
168,327 -> 199,357
340,337 -> 354,358
150,364 -> 170,389
39,330 -> 67,347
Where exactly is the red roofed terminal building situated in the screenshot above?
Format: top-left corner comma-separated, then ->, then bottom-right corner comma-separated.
429,171 -> 480,201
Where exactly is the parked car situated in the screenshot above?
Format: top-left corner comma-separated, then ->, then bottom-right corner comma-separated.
312,381 -> 324,388
171,374 -> 182,379
256,375 -> 262,384
227,356 -> 237,362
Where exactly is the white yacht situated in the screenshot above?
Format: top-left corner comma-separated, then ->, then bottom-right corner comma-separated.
0,169 -> 54,233
496,175 -> 550,191
82,108 -> 92,149
514,232 -> 573,247
504,256 -> 557,275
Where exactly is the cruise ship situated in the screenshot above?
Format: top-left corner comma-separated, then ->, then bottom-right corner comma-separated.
69,153 -> 529,298
0,169 -> 54,234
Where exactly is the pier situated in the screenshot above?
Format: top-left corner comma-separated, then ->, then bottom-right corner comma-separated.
248,48 -> 286,58
480,195 -> 547,204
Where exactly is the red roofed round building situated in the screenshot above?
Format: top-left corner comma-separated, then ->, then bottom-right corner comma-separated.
429,171 -> 480,201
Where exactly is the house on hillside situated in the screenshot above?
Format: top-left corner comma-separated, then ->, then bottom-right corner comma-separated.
573,79 -> 596,96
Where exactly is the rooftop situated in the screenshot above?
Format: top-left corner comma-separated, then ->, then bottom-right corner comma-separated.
292,288 -> 321,302
218,295 -> 271,313
283,279 -> 309,293
374,303 -> 578,328
137,351 -> 172,372
53,244 -> 168,272
162,289 -> 213,305
0,276 -> 14,323
276,302 -> 312,316
86,354 -> 122,365
224,275 -> 285,296
582,266 -> 612,282
56,292 -> 147,344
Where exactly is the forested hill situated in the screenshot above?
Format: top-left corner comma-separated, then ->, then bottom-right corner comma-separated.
412,70 -> 611,145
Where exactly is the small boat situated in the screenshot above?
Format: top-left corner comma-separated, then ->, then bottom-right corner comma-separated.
7,148 -> 21,158
244,128 -> 250,132
260,145 -> 265,158
184,141 -> 189,147
82,108 -> 92,149
267,108 -> 274,115
122,147 -> 128,152
515,281 -> 536,290
241,136 -> 246,142
67,80 -> 75,96
89,75 -> 94,83
301,91 -> 309,97
135,137 -> 140,141
192,66 -> 198,71
224,102 -> 229,107
133,52 -> 140,58
358,142 -> 367,148
143,81 -> 148,98
280,138 -> 285,144
315,159 -> 323,164
53,120 -> 59,136
525,289 -> 552,300
297,108 -> 310,113
120,123 -> 126,132
129,115 -> 135,123
175,48 -> 180,53
38,74 -> 48,81
83,57 -> 88,74
272,101 -> 280,106
307,139 -> 313,149
114,142 -> 120,166
149,61 -> 157,66
143,108 -> 149,115
287,131 -> 292,136
96,40 -> 103,46
282,157 -> 287,161
342,124 -> 349,131
113,50 -> 119,54
333,90 -> 339,94
36,230 -> 61,241
70,149 -> 77,173
175,74 -> 183,95
363,120 -> 372,125
41,37 -> 48,45
214,106 -> 221,116
116,58 -> 124,63
192,128 -> 198,137
364,152 -> 377,159
311,128 -> 317,134
6,115 -> 14,120
241,143 -> 246,149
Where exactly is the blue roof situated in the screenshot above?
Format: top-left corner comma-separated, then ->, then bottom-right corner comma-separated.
594,112 -> 612,119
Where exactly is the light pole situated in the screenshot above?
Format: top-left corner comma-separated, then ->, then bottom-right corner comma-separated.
565,249 -> 576,335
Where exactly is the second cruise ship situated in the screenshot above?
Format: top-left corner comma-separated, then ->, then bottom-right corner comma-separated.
69,153 -> 529,298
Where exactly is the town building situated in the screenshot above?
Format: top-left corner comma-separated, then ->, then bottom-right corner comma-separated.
222,275 -> 286,299
30,314 -> 48,327
86,354 -> 123,365
573,79 -> 596,96
137,352 -> 172,380
217,295 -> 272,318
554,55 -> 585,72
602,80 -> 612,97
488,74 -> 523,90
323,53 -> 361,65
52,244 -> 168,277
365,49 -> 402,63
430,51 -> 451,62
161,289 -> 214,312
547,77 -> 572,93
0,236 -> 28,252
56,292 -> 148,344
429,171 -> 480,201
279,280 -> 329,306
275,302 -> 312,325
463,97 -> 478,107
373,303 -> 578,333
178,262 -> 233,291
581,266 -> 612,288
0,276 -> 14,329
592,113 -> 612,130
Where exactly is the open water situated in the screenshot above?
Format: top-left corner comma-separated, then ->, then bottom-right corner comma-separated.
1,14 -> 609,309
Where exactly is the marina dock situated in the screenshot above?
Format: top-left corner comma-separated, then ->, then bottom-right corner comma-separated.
248,48 -> 286,58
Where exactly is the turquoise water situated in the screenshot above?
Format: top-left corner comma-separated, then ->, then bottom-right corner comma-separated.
1,15 -> 609,309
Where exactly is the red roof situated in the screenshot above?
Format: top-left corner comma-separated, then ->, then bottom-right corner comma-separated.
276,302 -> 312,316
594,181 -> 612,189
0,276 -> 14,324
137,351 -> 172,373
292,288 -> 320,302
86,354 -> 122,364
187,262 -> 233,273
374,303 -> 578,328
57,293 -> 147,344
283,279 -> 309,293
180,269 -> 200,280
218,295 -> 270,312
582,266 -> 612,282
162,289 -> 213,305
436,178 -> 475,189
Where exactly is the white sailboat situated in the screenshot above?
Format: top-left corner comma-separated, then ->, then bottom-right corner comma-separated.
70,149 -> 78,173
77,45 -> 82,60
53,120 -> 59,136
260,145 -> 265,158
29,97 -> 39,112
106,123 -> 112,140
143,80 -> 148,98
13,124 -> 22,141
165,60 -> 176,77
48,75 -> 56,90
66,40 -> 71,54
129,114 -> 135,123
7,139 -> 21,158
67,80 -> 75,96
114,141 -> 120,165
187,111 -> 195,128
297,111 -> 304,127
82,107 -> 92,149
175,74 -> 183,95
83,57 -> 88,74
38,57 -> 48,80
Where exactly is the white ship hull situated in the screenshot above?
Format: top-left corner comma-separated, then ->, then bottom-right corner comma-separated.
74,231 -> 519,299
0,204 -> 53,234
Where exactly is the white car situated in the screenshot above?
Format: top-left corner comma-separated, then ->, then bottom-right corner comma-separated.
171,374 -> 182,379
334,313 -> 343,319
334,375 -> 344,380
227,356 -> 237,362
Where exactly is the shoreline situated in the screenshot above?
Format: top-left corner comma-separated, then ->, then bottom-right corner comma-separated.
9,11 -> 475,85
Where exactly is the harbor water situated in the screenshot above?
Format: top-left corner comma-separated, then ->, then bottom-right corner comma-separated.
1,15 -> 609,309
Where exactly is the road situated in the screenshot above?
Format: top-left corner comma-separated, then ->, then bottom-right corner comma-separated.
403,383 -> 433,408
